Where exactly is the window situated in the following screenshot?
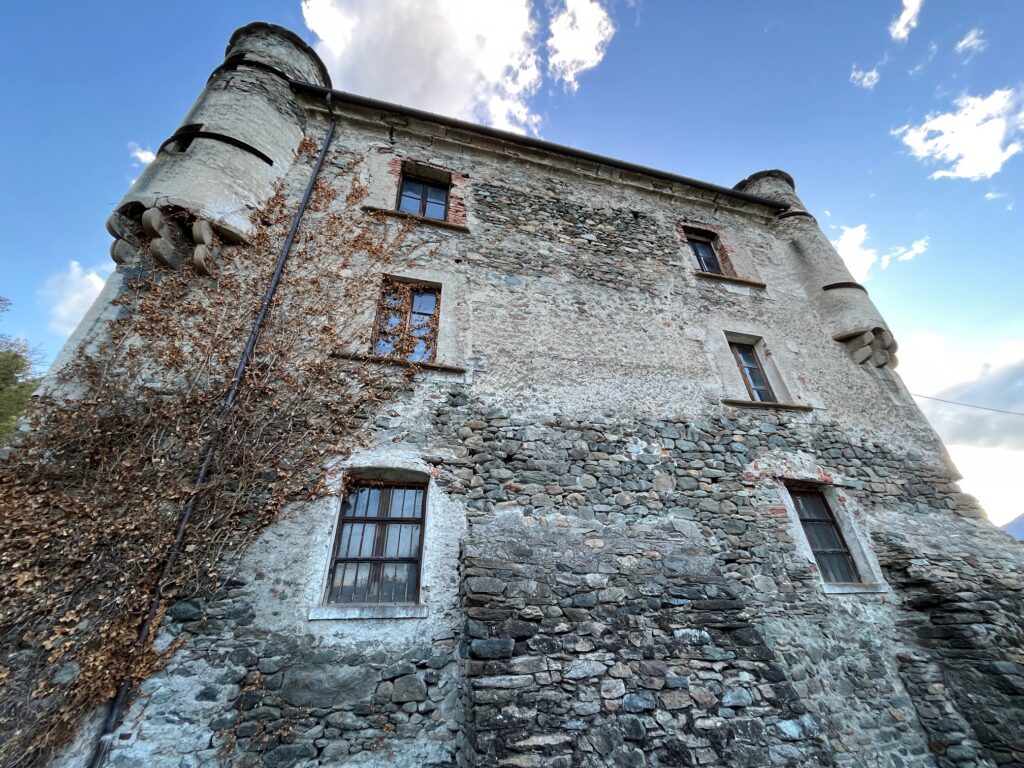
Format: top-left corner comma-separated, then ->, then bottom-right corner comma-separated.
373,278 -> 440,362
397,175 -> 449,220
326,483 -> 426,604
790,488 -> 861,584
689,234 -> 724,275
730,342 -> 777,403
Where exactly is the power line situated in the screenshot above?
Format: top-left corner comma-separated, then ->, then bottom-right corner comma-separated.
911,393 -> 1024,418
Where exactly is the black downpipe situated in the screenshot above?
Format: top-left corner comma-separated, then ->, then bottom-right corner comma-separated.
87,118 -> 337,768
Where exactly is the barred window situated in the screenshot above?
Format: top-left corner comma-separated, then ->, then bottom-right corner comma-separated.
730,342 -> 777,403
326,483 -> 426,604
373,278 -> 440,363
790,489 -> 860,584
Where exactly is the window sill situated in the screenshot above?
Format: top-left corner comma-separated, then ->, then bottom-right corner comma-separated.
309,603 -> 429,621
695,271 -> 766,290
820,582 -> 888,596
363,205 -> 470,233
721,398 -> 814,412
332,351 -> 468,375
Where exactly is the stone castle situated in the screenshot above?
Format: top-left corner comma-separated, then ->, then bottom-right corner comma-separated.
26,21 -> 1024,768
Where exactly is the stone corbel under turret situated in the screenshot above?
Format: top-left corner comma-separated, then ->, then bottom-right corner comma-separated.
833,327 -> 899,369
106,206 -> 231,276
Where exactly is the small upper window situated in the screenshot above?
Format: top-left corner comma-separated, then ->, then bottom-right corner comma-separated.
374,278 -> 441,363
326,483 -> 426,604
689,235 -> 723,275
397,176 -> 449,221
729,342 -> 777,403
790,489 -> 861,584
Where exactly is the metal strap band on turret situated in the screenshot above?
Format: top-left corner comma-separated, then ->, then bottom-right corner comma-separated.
157,129 -> 274,166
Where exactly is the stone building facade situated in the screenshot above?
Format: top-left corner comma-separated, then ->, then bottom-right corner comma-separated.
44,22 -> 1024,768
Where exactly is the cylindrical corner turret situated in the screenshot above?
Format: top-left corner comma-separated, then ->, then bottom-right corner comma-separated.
735,169 -> 899,370
106,22 -> 330,274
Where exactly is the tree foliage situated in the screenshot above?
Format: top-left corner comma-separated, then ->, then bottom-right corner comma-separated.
0,297 -> 41,438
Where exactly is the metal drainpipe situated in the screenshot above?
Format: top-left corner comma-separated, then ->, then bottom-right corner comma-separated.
87,115 -> 337,768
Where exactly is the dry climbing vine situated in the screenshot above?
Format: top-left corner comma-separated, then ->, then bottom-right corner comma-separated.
0,145 -> 433,766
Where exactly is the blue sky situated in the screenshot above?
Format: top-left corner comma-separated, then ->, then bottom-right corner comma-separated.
3,1 -> 1022,524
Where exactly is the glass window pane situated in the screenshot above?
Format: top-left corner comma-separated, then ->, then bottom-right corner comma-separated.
754,388 -> 777,403
793,493 -> 830,521
427,185 -> 448,204
734,345 -> 759,368
802,520 -> 844,552
745,366 -> 769,390
412,291 -> 437,315
424,201 -> 446,220
374,336 -> 395,356
380,562 -> 398,603
817,552 -> 859,584
384,312 -> 402,329
351,562 -> 371,603
403,489 -> 420,519
409,339 -> 431,361
399,194 -> 421,215
384,524 -> 421,557
387,488 -> 404,518
400,179 -> 423,199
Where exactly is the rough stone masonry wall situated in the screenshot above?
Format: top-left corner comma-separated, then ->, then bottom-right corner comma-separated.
55,92 -> 1024,768
423,386 -> 1023,768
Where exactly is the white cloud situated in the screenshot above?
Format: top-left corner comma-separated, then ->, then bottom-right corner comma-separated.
946,444 -> 1021,526
128,142 -> 155,165
893,88 -> 1024,180
909,42 -> 938,76
984,191 -> 1005,200
831,225 -> 929,280
889,0 -> 924,42
547,0 -> 615,91
301,0 -> 556,133
850,66 -> 881,90
897,334 -> 1024,525
831,224 -> 877,282
39,261 -> 113,336
880,235 -> 929,269
954,27 -> 986,60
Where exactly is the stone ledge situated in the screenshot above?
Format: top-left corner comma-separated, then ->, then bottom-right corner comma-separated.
362,205 -> 470,233
820,582 -> 889,596
695,271 -> 767,290
332,351 -> 468,375
721,398 -> 814,412
308,603 -> 429,621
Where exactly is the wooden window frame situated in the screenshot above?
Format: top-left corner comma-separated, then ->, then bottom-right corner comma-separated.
788,486 -> 862,585
729,341 -> 778,403
372,278 -> 441,363
325,481 -> 428,605
688,233 -> 724,275
396,174 -> 450,221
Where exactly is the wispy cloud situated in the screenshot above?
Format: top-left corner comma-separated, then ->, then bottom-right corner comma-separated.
39,261 -> 113,337
831,224 -> 929,281
984,191 -> 1006,200
954,28 -> 987,61
128,142 -> 155,165
300,0 -> 615,135
909,42 -> 938,76
893,88 -> 1024,180
547,0 -> 615,91
880,236 -> 929,269
850,65 -> 881,90
889,0 -> 924,42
